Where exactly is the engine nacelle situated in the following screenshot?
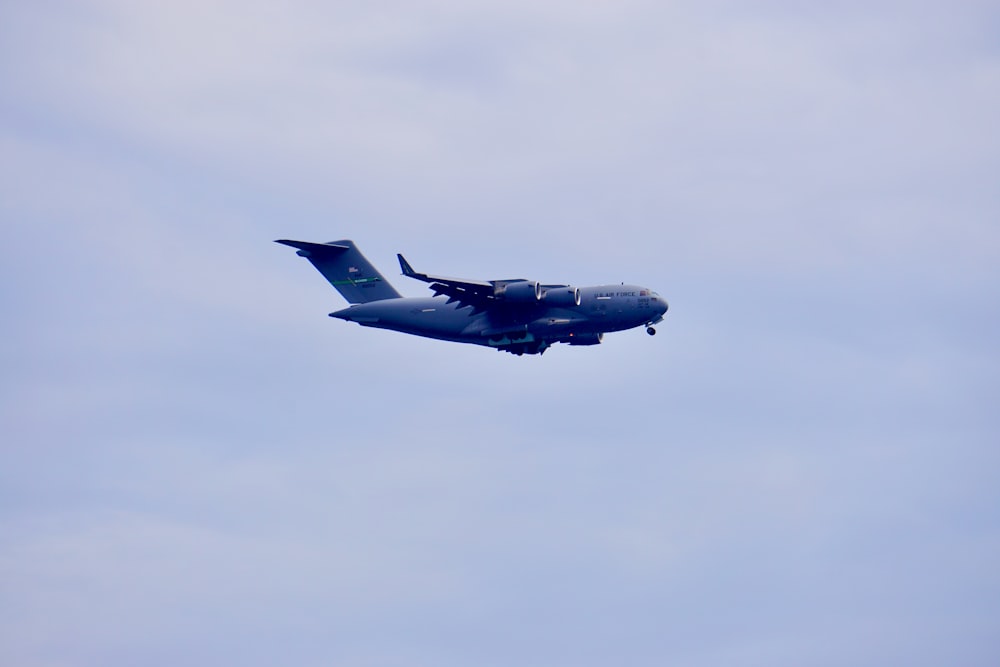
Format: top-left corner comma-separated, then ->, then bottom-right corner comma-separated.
565,332 -> 603,346
494,280 -> 541,303
541,286 -> 581,307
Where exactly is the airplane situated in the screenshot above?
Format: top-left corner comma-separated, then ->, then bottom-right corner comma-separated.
276,239 -> 668,356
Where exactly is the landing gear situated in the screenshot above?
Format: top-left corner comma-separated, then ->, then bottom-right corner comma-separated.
646,326 -> 656,336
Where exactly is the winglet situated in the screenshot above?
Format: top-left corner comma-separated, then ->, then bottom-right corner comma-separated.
398,253 -> 416,277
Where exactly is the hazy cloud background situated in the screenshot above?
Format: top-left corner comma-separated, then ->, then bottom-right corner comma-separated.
2,1 -> 998,665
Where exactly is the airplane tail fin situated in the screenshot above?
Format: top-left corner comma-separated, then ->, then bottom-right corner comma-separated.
275,239 -> 402,304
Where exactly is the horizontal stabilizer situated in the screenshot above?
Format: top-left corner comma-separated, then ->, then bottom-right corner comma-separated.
276,239 -> 350,257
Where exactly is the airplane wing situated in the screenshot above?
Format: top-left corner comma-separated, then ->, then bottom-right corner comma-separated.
397,254 -> 496,310
397,254 -> 580,311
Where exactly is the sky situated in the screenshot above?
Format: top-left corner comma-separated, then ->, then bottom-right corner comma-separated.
2,1 -> 999,665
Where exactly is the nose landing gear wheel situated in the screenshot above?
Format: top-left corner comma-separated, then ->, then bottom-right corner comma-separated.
646,326 -> 656,336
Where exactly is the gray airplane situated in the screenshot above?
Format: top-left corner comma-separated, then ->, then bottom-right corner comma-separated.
277,239 -> 668,355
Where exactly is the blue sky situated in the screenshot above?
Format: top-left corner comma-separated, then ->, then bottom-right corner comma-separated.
2,2 -> 999,665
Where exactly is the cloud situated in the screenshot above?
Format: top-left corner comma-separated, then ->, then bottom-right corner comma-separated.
2,2 -> 999,666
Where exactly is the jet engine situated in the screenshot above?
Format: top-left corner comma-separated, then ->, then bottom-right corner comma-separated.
565,332 -> 603,346
541,286 -> 581,307
494,280 -> 541,302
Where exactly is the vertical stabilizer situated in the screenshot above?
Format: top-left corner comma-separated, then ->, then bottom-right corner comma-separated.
275,239 -> 402,304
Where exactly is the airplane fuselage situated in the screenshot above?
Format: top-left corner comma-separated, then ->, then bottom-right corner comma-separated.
330,284 -> 668,355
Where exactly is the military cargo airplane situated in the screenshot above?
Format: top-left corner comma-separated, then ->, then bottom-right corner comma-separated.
276,239 -> 668,355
